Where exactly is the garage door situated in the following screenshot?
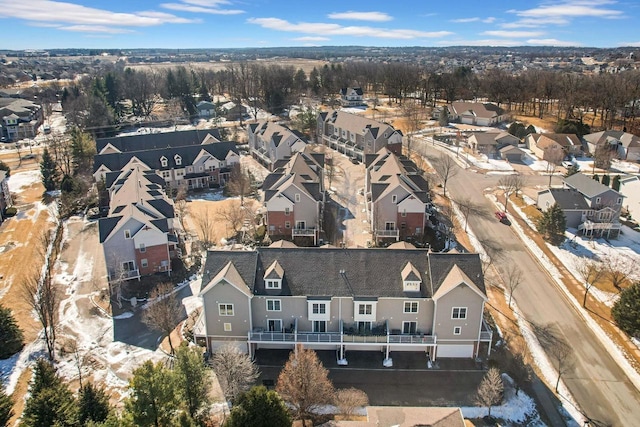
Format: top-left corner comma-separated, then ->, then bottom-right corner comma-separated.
437,344 -> 474,358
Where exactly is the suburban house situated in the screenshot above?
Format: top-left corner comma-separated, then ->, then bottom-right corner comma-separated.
0,170 -> 12,223
93,130 -> 240,190
317,110 -> 403,161
526,133 -> 582,161
193,247 -> 493,363
364,148 -> 431,244
339,87 -> 365,107
0,98 -> 43,141
618,175 -> 640,221
247,121 -> 308,170
583,130 -> 640,161
448,102 -> 507,126
466,131 -> 520,155
263,152 -> 325,245
98,167 -> 179,282
220,101 -> 248,121
498,145 -> 527,163
536,173 -> 623,238
196,101 -> 216,119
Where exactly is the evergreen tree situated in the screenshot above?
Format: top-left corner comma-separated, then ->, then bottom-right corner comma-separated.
536,203 -> 566,245
225,386 -> 292,427
612,282 -> 640,338
0,303 -> 24,359
564,164 -> 580,177
0,384 -> 13,427
40,148 -> 60,191
0,160 -> 10,177
612,175 -> 621,191
174,344 -> 210,421
124,360 -> 178,427
22,359 -> 77,427
602,174 -> 611,186
593,174 -> 600,182
70,127 -> 96,173
78,383 -> 111,425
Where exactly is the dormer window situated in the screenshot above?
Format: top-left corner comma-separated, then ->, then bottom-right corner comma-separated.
174,154 -> 182,166
160,156 -> 168,167
264,260 -> 284,290
401,262 -> 422,292
266,280 -> 281,289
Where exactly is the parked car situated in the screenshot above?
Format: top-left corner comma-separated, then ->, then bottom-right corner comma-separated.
495,211 -> 510,225
350,157 -> 359,164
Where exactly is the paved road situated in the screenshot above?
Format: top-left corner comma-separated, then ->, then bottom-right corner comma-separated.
414,138 -> 640,426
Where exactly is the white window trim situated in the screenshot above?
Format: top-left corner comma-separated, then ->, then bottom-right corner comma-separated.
451,307 -> 467,319
218,303 -> 234,316
174,154 -> 182,166
402,321 -> 417,334
266,299 -> 281,312
453,326 -> 462,335
265,279 -> 282,290
403,280 -> 421,291
124,229 -> 131,239
160,156 -> 168,167
392,195 -> 397,203
224,323 -> 232,332
295,193 -> 301,202
141,258 -> 148,268
354,301 -> 377,321
595,197 -> 601,204
139,243 -> 146,252
403,301 -> 419,313
308,301 -> 330,321
267,319 -> 282,332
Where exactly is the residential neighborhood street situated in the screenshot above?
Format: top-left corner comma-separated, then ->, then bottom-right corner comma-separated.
414,138 -> 640,426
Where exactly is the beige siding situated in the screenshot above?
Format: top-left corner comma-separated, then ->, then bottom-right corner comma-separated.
202,281 -> 252,339
434,284 -> 484,341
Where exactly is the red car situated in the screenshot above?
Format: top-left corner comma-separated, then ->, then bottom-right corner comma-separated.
495,211 -> 510,225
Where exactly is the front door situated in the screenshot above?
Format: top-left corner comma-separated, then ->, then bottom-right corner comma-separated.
313,321 -> 327,333
267,319 -> 282,332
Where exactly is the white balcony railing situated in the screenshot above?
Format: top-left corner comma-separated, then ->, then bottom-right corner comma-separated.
109,269 -> 140,282
249,329 -> 437,346
292,228 -> 316,236
375,229 -> 400,238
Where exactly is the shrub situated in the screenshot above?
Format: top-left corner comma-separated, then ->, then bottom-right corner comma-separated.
3,207 -> 17,217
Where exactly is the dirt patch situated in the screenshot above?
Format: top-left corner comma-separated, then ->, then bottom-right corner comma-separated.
511,114 -> 558,133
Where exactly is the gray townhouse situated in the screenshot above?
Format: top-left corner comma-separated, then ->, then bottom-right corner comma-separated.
537,173 -> 624,238
193,246 -> 493,364
317,110 -> 403,161
247,121 -> 308,171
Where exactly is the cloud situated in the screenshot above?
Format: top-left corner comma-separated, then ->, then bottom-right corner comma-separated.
59,25 -> 135,34
527,38 -> 581,46
0,0 -> 197,29
482,30 -> 545,38
161,0 -> 244,15
451,16 -> 496,23
293,36 -> 330,42
247,17 -> 452,39
504,0 -> 623,28
327,11 -> 393,22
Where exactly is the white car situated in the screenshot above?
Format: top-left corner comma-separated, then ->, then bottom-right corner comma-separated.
562,160 -> 575,168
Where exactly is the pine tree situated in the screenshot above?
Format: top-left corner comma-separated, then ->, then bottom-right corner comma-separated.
593,174 -> 600,182
0,384 -> 13,427
602,174 -> 611,186
124,360 -> 178,427
226,386 -> 292,427
536,203 -> 566,245
70,127 -> 96,172
78,383 -> 111,425
564,164 -> 580,177
612,282 -> 640,338
22,359 -> 77,427
612,175 -> 621,191
174,344 -> 210,421
40,148 -> 60,191
0,303 -> 24,359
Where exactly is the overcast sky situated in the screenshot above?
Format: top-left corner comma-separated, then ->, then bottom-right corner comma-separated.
2,0 -> 639,50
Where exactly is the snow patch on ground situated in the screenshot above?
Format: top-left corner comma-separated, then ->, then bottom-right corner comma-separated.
7,170 -> 42,192
186,190 -> 232,202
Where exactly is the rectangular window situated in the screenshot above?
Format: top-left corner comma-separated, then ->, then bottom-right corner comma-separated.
403,301 -> 418,313
401,210 -> 407,217
122,261 -> 135,271
595,197 -> 601,204
139,243 -> 146,252
267,319 -> 282,332
141,259 -> 148,268
285,221 -> 291,229
162,171 -> 170,179
124,230 -> 131,239
358,304 -> 372,315
266,299 -> 281,311
266,280 -> 281,289
402,321 -> 417,334
454,326 -> 462,335
284,207 -> 290,216
452,307 -> 467,319
224,323 -> 232,332
385,222 -> 396,231
313,320 -> 327,332
295,193 -> 300,202
218,303 -> 234,316
295,221 -> 306,230
392,195 -> 397,203
616,197 -> 622,205
312,303 -> 326,314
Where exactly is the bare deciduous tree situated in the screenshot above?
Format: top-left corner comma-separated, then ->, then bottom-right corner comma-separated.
276,344 -> 335,420
544,148 -> 564,188
603,253 -> 633,291
433,153 -> 458,197
216,200 -> 249,239
192,207 -> 216,248
475,367 -> 504,417
325,154 -> 343,189
174,187 -> 189,234
211,343 -> 260,403
549,339 -> 574,392
498,175 -> 519,213
334,388 -> 368,419
575,259 -> 605,308
226,163 -> 254,206
141,282 -> 182,355
455,196 -> 483,233
504,264 -> 523,308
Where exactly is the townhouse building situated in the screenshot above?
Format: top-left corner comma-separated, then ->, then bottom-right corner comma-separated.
0,98 -> 43,141
317,110 -> 403,161
339,87 -> 365,107
263,152 -> 325,245
364,148 -> 431,244
93,130 -> 239,191
193,247 -> 493,363
247,121 -> 308,171
98,168 -> 179,281
0,170 -> 12,223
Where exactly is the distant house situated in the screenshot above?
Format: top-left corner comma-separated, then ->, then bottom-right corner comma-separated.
0,170 -> 12,223
317,110 -> 403,160
220,101 -> 248,121
247,121 -> 308,170
339,87 -> 365,107
448,102 -> 507,126
526,133 -> 582,161
0,98 -> 43,141
196,101 -> 216,118
498,145 -> 526,163
536,173 -> 623,238
263,152 -> 325,245
583,130 -> 640,161
618,175 -> 640,221
98,168 -> 179,282
93,130 -> 239,190
364,148 -> 431,243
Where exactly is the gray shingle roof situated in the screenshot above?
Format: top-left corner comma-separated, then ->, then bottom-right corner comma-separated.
541,188 -> 590,210
96,129 -> 222,153
564,173 -> 616,198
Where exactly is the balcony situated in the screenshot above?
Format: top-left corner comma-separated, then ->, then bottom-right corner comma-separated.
479,319 -> 493,342
375,229 -> 400,239
292,228 -> 317,236
108,269 -> 140,282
